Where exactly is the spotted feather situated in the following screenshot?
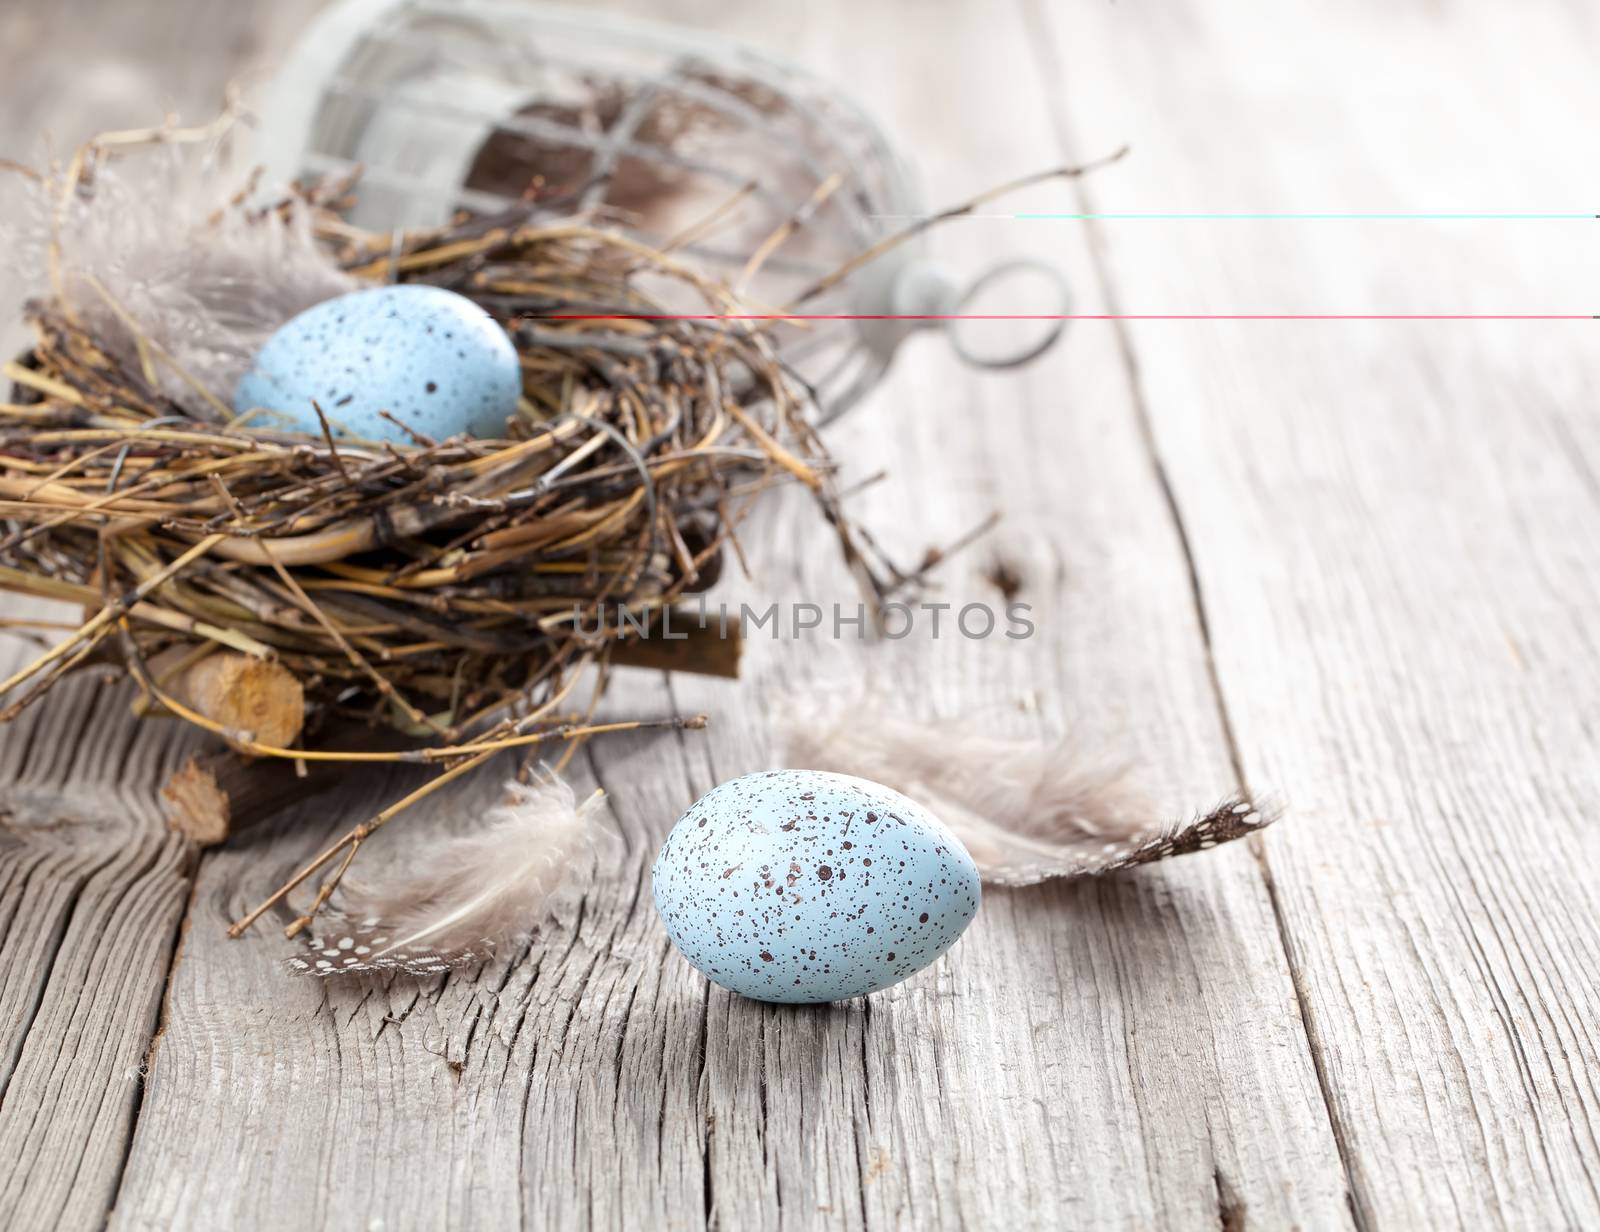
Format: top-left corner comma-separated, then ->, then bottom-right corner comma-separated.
780,698 -> 1281,885
287,773 -> 614,977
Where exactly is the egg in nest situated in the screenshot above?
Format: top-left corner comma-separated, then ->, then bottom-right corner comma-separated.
235,285 -> 522,442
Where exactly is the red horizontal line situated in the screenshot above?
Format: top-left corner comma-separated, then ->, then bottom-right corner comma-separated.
542,313 -> 1595,321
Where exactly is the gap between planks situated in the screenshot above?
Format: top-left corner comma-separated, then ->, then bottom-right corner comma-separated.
1016,0 -> 1365,1224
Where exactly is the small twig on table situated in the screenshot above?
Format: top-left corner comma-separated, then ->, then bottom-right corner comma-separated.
239,744 -> 499,941
227,713 -> 707,939
880,510 -> 1005,597
285,841 -> 363,939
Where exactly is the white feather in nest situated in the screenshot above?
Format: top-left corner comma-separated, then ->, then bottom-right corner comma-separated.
778,698 -> 1278,884
8,143 -> 357,419
288,774 -> 616,977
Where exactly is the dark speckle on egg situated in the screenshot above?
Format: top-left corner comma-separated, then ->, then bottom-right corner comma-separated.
650,769 -> 981,1005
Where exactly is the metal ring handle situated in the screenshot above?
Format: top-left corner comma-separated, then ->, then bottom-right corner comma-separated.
945,258 -> 1072,371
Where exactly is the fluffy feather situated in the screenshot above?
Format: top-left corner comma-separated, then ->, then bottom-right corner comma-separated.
779,698 -> 1278,884
289,774 -> 615,977
9,143 -> 356,419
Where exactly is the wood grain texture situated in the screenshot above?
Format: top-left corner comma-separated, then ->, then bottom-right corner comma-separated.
2,0 -> 1597,1228
0,3 -> 330,1231
0,667 -> 201,1231
1026,0 -> 1600,1225
113,1 -> 1347,1228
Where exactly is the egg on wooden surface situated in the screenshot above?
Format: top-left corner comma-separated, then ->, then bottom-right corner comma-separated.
234,285 -> 521,442
652,769 -> 981,1004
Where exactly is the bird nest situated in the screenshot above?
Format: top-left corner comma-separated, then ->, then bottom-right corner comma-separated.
0,159 -> 879,750
0,123 -> 912,939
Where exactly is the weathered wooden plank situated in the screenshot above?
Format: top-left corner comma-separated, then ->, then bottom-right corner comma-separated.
643,5 -> 1351,1227
0,669 -> 201,1231
1026,0 -> 1600,1225
113,2 -> 1351,1228
0,3 -> 327,1230
31,0 -> 1598,1225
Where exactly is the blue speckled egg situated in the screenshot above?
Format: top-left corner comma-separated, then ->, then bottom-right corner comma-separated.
235,285 -> 521,442
652,770 -> 981,1004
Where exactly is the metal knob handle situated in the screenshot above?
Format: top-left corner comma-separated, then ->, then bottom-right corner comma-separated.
815,257 -> 1072,424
